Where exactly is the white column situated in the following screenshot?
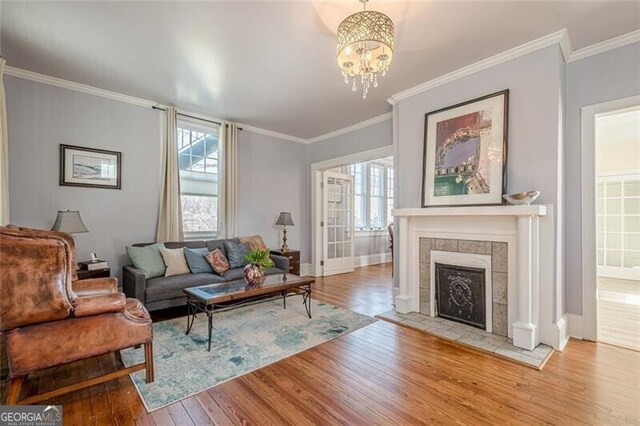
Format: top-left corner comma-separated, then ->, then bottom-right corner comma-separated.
395,216 -> 412,313
512,215 -> 537,350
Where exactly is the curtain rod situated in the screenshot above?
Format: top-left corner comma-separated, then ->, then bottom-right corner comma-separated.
152,106 -> 242,130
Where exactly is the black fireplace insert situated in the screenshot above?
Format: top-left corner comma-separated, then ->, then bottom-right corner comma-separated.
435,262 -> 486,330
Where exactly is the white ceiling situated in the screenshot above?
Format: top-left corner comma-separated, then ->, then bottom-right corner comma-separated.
2,1 -> 639,139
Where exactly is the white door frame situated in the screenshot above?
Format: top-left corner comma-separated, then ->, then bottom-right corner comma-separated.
310,145 -> 393,277
581,94 -> 640,341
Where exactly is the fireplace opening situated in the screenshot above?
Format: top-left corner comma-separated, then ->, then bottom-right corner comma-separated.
435,262 -> 486,330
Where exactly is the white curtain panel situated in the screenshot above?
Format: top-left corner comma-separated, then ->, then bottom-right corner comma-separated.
156,106 -> 184,242
0,59 -> 9,225
218,122 -> 238,238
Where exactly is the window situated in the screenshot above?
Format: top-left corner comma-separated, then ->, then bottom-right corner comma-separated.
177,119 -> 221,239
353,163 -> 366,228
339,158 -> 393,231
596,173 -> 640,269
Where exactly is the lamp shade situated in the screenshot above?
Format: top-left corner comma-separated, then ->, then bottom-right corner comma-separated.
275,212 -> 294,227
51,210 -> 89,234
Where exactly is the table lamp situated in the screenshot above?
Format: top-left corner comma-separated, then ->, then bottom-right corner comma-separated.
275,212 -> 294,252
51,210 -> 89,235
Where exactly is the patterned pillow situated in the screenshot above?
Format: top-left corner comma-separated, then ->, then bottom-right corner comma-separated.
205,249 -> 230,275
224,241 -> 251,269
238,235 -> 267,251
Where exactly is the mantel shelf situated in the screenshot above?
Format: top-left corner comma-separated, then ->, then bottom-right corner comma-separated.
392,205 -> 547,218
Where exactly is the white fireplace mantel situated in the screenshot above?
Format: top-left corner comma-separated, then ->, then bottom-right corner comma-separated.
393,205 -> 552,351
393,205 -> 547,218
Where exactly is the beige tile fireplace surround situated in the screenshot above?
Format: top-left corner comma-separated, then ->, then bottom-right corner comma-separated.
418,238 -> 508,337
393,205 -> 568,351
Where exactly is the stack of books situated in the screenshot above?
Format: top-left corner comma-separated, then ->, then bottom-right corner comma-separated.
78,260 -> 109,271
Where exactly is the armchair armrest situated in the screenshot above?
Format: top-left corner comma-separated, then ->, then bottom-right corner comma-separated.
72,277 -> 118,297
269,254 -> 290,274
123,265 -> 147,304
73,293 -> 126,318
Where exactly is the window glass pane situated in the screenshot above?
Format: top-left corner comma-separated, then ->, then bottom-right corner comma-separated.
181,195 -> 217,233
597,249 -> 604,265
606,216 -> 622,232
370,165 -> 383,196
178,122 -> 221,235
624,251 -> 640,268
606,182 -> 622,197
606,198 -> 622,214
624,198 -> 640,215
625,216 -> 640,233
370,197 -> 382,228
354,195 -> 364,228
624,234 -> 640,251
606,233 -> 622,250
624,181 -> 640,197
606,250 -> 622,267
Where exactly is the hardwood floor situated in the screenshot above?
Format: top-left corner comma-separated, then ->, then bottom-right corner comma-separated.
598,277 -> 640,351
2,263 -> 640,425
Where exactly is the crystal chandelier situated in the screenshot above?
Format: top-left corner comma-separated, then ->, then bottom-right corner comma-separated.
336,0 -> 394,99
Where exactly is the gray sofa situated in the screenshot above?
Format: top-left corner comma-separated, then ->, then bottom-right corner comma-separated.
123,238 -> 289,311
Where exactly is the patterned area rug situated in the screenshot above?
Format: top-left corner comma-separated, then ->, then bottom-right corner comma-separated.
121,297 -> 375,411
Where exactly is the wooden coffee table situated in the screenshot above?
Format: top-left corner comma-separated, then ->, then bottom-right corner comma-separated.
183,274 -> 314,351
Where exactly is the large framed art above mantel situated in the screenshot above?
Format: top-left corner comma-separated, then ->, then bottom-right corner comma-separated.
421,90 -> 509,207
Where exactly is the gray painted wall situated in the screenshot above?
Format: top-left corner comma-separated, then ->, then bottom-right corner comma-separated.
355,233 -> 391,257
5,76 -> 163,279
396,45 -> 564,209
5,76 -> 312,277
236,130 -> 310,262
564,41 -> 640,315
393,45 -> 565,312
307,119 -> 392,164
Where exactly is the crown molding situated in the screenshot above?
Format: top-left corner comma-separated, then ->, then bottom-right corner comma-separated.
387,29 -> 571,105
4,65 -> 160,109
238,124 -> 308,144
4,65 -> 309,144
568,29 -> 640,63
306,112 -> 392,144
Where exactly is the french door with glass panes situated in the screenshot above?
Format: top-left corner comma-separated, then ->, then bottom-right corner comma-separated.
322,171 -> 355,276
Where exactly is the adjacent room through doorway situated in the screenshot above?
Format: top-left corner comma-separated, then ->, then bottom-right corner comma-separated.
595,106 -> 640,351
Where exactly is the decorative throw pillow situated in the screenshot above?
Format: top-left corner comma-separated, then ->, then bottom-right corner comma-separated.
224,241 -> 251,269
159,247 -> 191,277
184,247 -> 214,274
238,235 -> 268,251
206,249 -> 230,275
126,242 -> 166,279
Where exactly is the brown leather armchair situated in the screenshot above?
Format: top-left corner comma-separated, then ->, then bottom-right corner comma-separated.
0,225 -> 154,405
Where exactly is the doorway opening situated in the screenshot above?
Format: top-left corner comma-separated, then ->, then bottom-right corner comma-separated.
595,106 -> 640,351
310,146 -> 394,278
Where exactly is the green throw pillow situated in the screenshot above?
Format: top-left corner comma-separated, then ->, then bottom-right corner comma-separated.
126,242 -> 167,279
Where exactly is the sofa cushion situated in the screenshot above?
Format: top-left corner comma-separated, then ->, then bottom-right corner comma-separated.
126,242 -> 166,279
206,249 -> 230,275
160,247 -> 191,277
206,239 -> 228,255
224,241 -> 251,269
184,247 -> 214,274
221,266 -> 284,282
145,273 -> 226,303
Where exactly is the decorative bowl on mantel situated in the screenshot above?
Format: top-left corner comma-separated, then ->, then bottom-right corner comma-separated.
503,191 -> 540,206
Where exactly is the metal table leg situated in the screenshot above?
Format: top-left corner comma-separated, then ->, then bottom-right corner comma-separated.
302,285 -> 312,319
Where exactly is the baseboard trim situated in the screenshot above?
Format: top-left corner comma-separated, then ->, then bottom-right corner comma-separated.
355,253 -> 392,268
567,313 -> 583,340
552,314 -> 570,351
